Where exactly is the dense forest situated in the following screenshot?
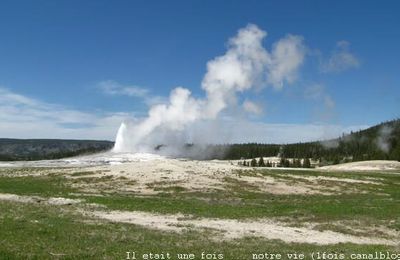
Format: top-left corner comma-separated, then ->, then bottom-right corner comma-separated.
0,139 -> 114,161
210,119 -> 400,164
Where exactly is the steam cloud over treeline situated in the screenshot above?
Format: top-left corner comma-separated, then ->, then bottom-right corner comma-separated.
113,24 -> 305,155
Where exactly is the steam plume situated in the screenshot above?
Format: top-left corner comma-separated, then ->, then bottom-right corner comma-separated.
113,24 -> 305,153
376,125 -> 393,153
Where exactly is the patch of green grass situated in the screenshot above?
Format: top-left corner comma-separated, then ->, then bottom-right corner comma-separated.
0,167 -> 62,176
0,201 -> 397,260
84,192 -> 400,225
83,169 -> 400,227
70,171 -> 96,177
0,175 -> 75,197
70,175 -> 113,184
223,176 -> 260,192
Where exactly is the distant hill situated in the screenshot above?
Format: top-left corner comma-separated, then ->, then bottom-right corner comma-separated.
0,139 -> 114,161
213,119 -> 400,164
281,119 -> 400,163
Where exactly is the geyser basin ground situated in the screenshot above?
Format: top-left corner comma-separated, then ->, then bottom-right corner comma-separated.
0,157 -> 399,258
0,151 -> 167,167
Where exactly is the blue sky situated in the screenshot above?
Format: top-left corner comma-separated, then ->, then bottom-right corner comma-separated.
0,1 -> 399,142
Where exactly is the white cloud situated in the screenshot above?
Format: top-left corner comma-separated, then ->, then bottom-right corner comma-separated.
99,80 -> 148,98
321,40 -> 360,73
242,100 -> 263,115
304,84 -> 335,109
304,84 -> 325,100
142,95 -> 169,106
0,87 -> 130,140
99,80 -> 167,106
304,83 -> 336,123
323,95 -> 335,110
267,35 -> 306,89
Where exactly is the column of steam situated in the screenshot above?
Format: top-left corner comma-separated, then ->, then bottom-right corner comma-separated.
112,24 -> 305,155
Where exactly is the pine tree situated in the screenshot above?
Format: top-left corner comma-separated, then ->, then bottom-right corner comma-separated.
295,159 -> 302,168
333,156 -> 340,165
258,157 -> 265,167
251,158 -> 257,167
280,158 -> 285,167
284,159 -> 290,167
303,158 -> 311,168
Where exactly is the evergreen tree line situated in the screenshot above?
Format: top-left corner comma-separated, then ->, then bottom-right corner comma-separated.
210,119 -> 400,164
239,157 -> 312,168
0,139 -> 114,161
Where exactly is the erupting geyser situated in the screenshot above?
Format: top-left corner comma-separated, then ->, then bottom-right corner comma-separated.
112,24 -> 305,154
113,121 -> 128,152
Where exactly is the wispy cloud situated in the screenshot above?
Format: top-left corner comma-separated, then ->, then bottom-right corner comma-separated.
267,34 -> 306,89
242,99 -> 263,115
98,80 -> 167,106
321,40 -> 360,73
99,80 -> 149,98
0,87 -> 130,140
304,83 -> 336,123
304,84 -> 335,109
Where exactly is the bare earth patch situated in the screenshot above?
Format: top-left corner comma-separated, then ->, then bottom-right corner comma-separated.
234,175 -> 325,195
60,158 -> 373,196
65,158 -> 238,195
88,209 -> 398,246
280,174 -> 382,185
319,160 -> 400,172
